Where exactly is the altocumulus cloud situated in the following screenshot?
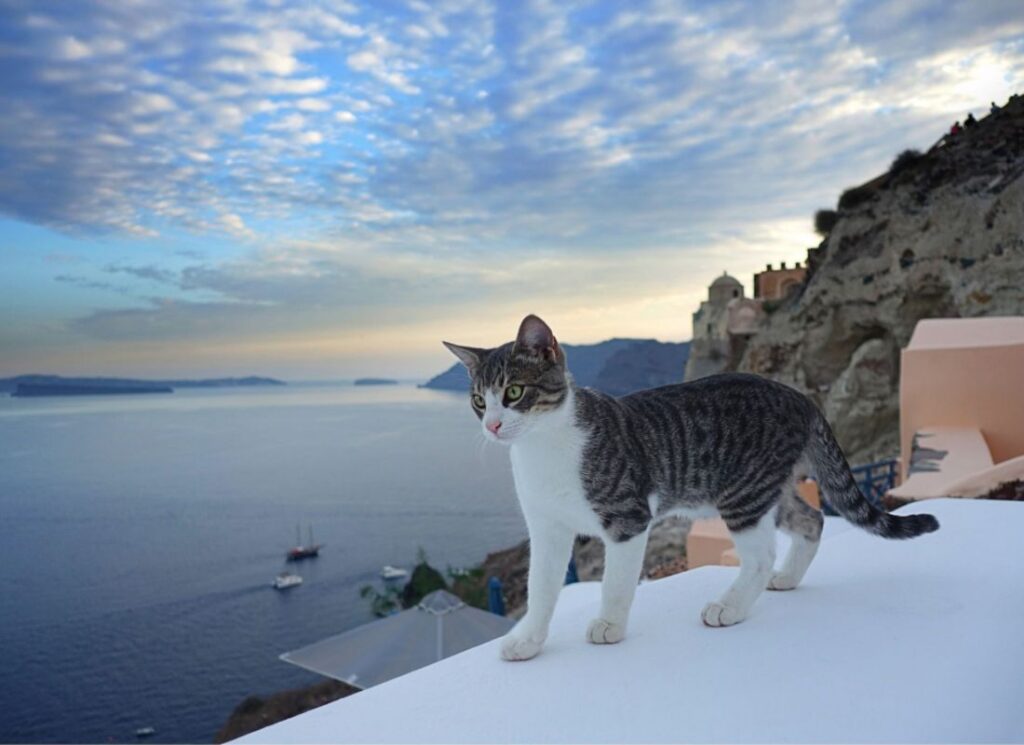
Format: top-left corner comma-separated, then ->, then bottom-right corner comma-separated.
1,0 -> 1023,372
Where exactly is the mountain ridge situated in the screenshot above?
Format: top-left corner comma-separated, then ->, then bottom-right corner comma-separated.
0,374 -> 285,394
423,338 -> 690,396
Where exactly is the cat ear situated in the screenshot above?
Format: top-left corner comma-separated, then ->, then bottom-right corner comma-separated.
442,341 -> 486,370
515,315 -> 561,362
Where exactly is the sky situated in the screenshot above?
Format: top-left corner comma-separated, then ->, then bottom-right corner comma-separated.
1,0 -> 1022,381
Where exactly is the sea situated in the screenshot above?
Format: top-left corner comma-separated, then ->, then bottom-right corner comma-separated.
0,383 -> 527,744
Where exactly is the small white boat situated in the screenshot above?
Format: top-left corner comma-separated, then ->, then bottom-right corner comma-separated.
273,572 -> 303,590
135,726 -> 156,738
380,565 -> 409,581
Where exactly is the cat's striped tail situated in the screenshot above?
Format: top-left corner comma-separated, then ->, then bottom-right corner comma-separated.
807,413 -> 939,539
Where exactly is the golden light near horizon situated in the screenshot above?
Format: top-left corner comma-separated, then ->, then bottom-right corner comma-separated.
16,214 -> 821,381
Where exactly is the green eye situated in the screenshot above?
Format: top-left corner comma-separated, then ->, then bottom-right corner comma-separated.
471,393 -> 485,409
505,384 -> 524,402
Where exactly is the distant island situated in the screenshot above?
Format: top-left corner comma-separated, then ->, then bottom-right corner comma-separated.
422,338 -> 690,397
2,375 -> 286,397
353,378 -> 398,386
13,382 -> 173,397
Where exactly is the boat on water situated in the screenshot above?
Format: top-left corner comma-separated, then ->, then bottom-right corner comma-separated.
273,572 -> 303,590
381,565 -> 409,581
135,726 -> 156,738
287,524 -> 322,561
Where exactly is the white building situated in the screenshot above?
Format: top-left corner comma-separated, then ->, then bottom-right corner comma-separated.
684,272 -> 764,381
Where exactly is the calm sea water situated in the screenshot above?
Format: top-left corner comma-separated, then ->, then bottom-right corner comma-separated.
0,384 -> 526,744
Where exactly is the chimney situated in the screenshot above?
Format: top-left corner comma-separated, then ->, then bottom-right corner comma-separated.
796,262 -> 802,269
781,261 -> 787,270
766,263 -> 773,271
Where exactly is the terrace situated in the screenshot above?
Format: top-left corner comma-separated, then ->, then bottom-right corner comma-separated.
236,498 -> 1024,744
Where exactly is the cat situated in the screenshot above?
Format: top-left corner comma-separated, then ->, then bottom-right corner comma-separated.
444,314 -> 939,661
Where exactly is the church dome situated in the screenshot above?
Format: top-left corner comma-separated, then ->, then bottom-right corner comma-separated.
708,272 -> 744,304
710,272 -> 742,289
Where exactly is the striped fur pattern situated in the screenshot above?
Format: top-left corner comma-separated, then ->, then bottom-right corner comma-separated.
445,315 -> 939,657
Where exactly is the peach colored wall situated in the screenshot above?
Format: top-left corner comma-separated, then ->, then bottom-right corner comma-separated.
796,480 -> 821,509
900,325 -> 1024,478
753,267 -> 806,300
687,520 -> 735,569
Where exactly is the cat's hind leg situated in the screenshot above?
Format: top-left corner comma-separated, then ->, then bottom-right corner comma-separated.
767,488 -> 823,591
586,529 -> 649,645
702,508 -> 776,627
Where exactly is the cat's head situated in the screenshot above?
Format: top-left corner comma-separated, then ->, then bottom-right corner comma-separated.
443,315 -> 570,444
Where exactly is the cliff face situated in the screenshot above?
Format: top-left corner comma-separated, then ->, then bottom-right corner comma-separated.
740,96 -> 1024,464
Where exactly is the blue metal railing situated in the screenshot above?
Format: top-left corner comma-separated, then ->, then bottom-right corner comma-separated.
564,556 -> 579,585
487,557 -> 579,617
821,457 -> 899,515
487,576 -> 506,616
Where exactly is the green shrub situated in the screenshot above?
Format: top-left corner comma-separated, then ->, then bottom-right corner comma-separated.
360,583 -> 402,617
814,209 -> 838,236
838,184 -> 874,210
890,148 -> 924,175
400,561 -> 448,608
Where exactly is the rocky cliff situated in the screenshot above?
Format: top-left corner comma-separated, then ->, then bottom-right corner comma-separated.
740,95 -> 1024,464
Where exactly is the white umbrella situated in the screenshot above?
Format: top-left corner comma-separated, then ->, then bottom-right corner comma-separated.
280,590 -> 514,689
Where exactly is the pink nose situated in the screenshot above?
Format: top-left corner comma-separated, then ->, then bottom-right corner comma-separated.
486,420 -> 502,435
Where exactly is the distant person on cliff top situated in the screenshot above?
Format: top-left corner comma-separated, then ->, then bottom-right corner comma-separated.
950,121 -> 963,136
990,101 -> 1001,115
964,113 -> 978,128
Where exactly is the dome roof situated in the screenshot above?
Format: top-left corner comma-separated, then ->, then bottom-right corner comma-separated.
710,272 -> 742,288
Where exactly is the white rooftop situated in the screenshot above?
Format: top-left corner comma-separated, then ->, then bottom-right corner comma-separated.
237,500 -> 1024,744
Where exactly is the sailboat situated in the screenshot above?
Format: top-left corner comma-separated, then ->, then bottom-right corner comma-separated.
286,524 -> 322,561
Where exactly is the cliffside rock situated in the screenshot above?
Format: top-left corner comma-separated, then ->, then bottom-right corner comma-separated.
475,517 -> 692,618
215,680 -> 358,743
740,96 -> 1024,464
573,517 -> 691,584
821,338 -> 900,459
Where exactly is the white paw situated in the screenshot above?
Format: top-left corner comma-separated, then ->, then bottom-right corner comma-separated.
701,601 -> 746,627
499,633 -> 544,661
586,618 -> 626,645
767,572 -> 799,591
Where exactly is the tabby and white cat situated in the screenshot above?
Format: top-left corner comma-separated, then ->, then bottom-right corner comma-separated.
444,315 -> 938,661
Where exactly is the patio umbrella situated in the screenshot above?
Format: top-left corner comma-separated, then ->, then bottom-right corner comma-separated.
280,590 -> 514,689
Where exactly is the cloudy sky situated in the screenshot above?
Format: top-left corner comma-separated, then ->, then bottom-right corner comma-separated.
1,0 -> 1021,380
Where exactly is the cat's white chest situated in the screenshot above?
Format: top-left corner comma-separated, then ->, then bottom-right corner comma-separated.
508,422 -> 603,534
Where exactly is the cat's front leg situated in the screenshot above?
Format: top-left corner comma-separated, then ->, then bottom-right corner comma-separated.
500,519 -> 574,661
587,529 -> 648,645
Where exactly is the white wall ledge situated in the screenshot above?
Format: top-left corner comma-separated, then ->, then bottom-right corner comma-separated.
237,500 -> 1024,744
